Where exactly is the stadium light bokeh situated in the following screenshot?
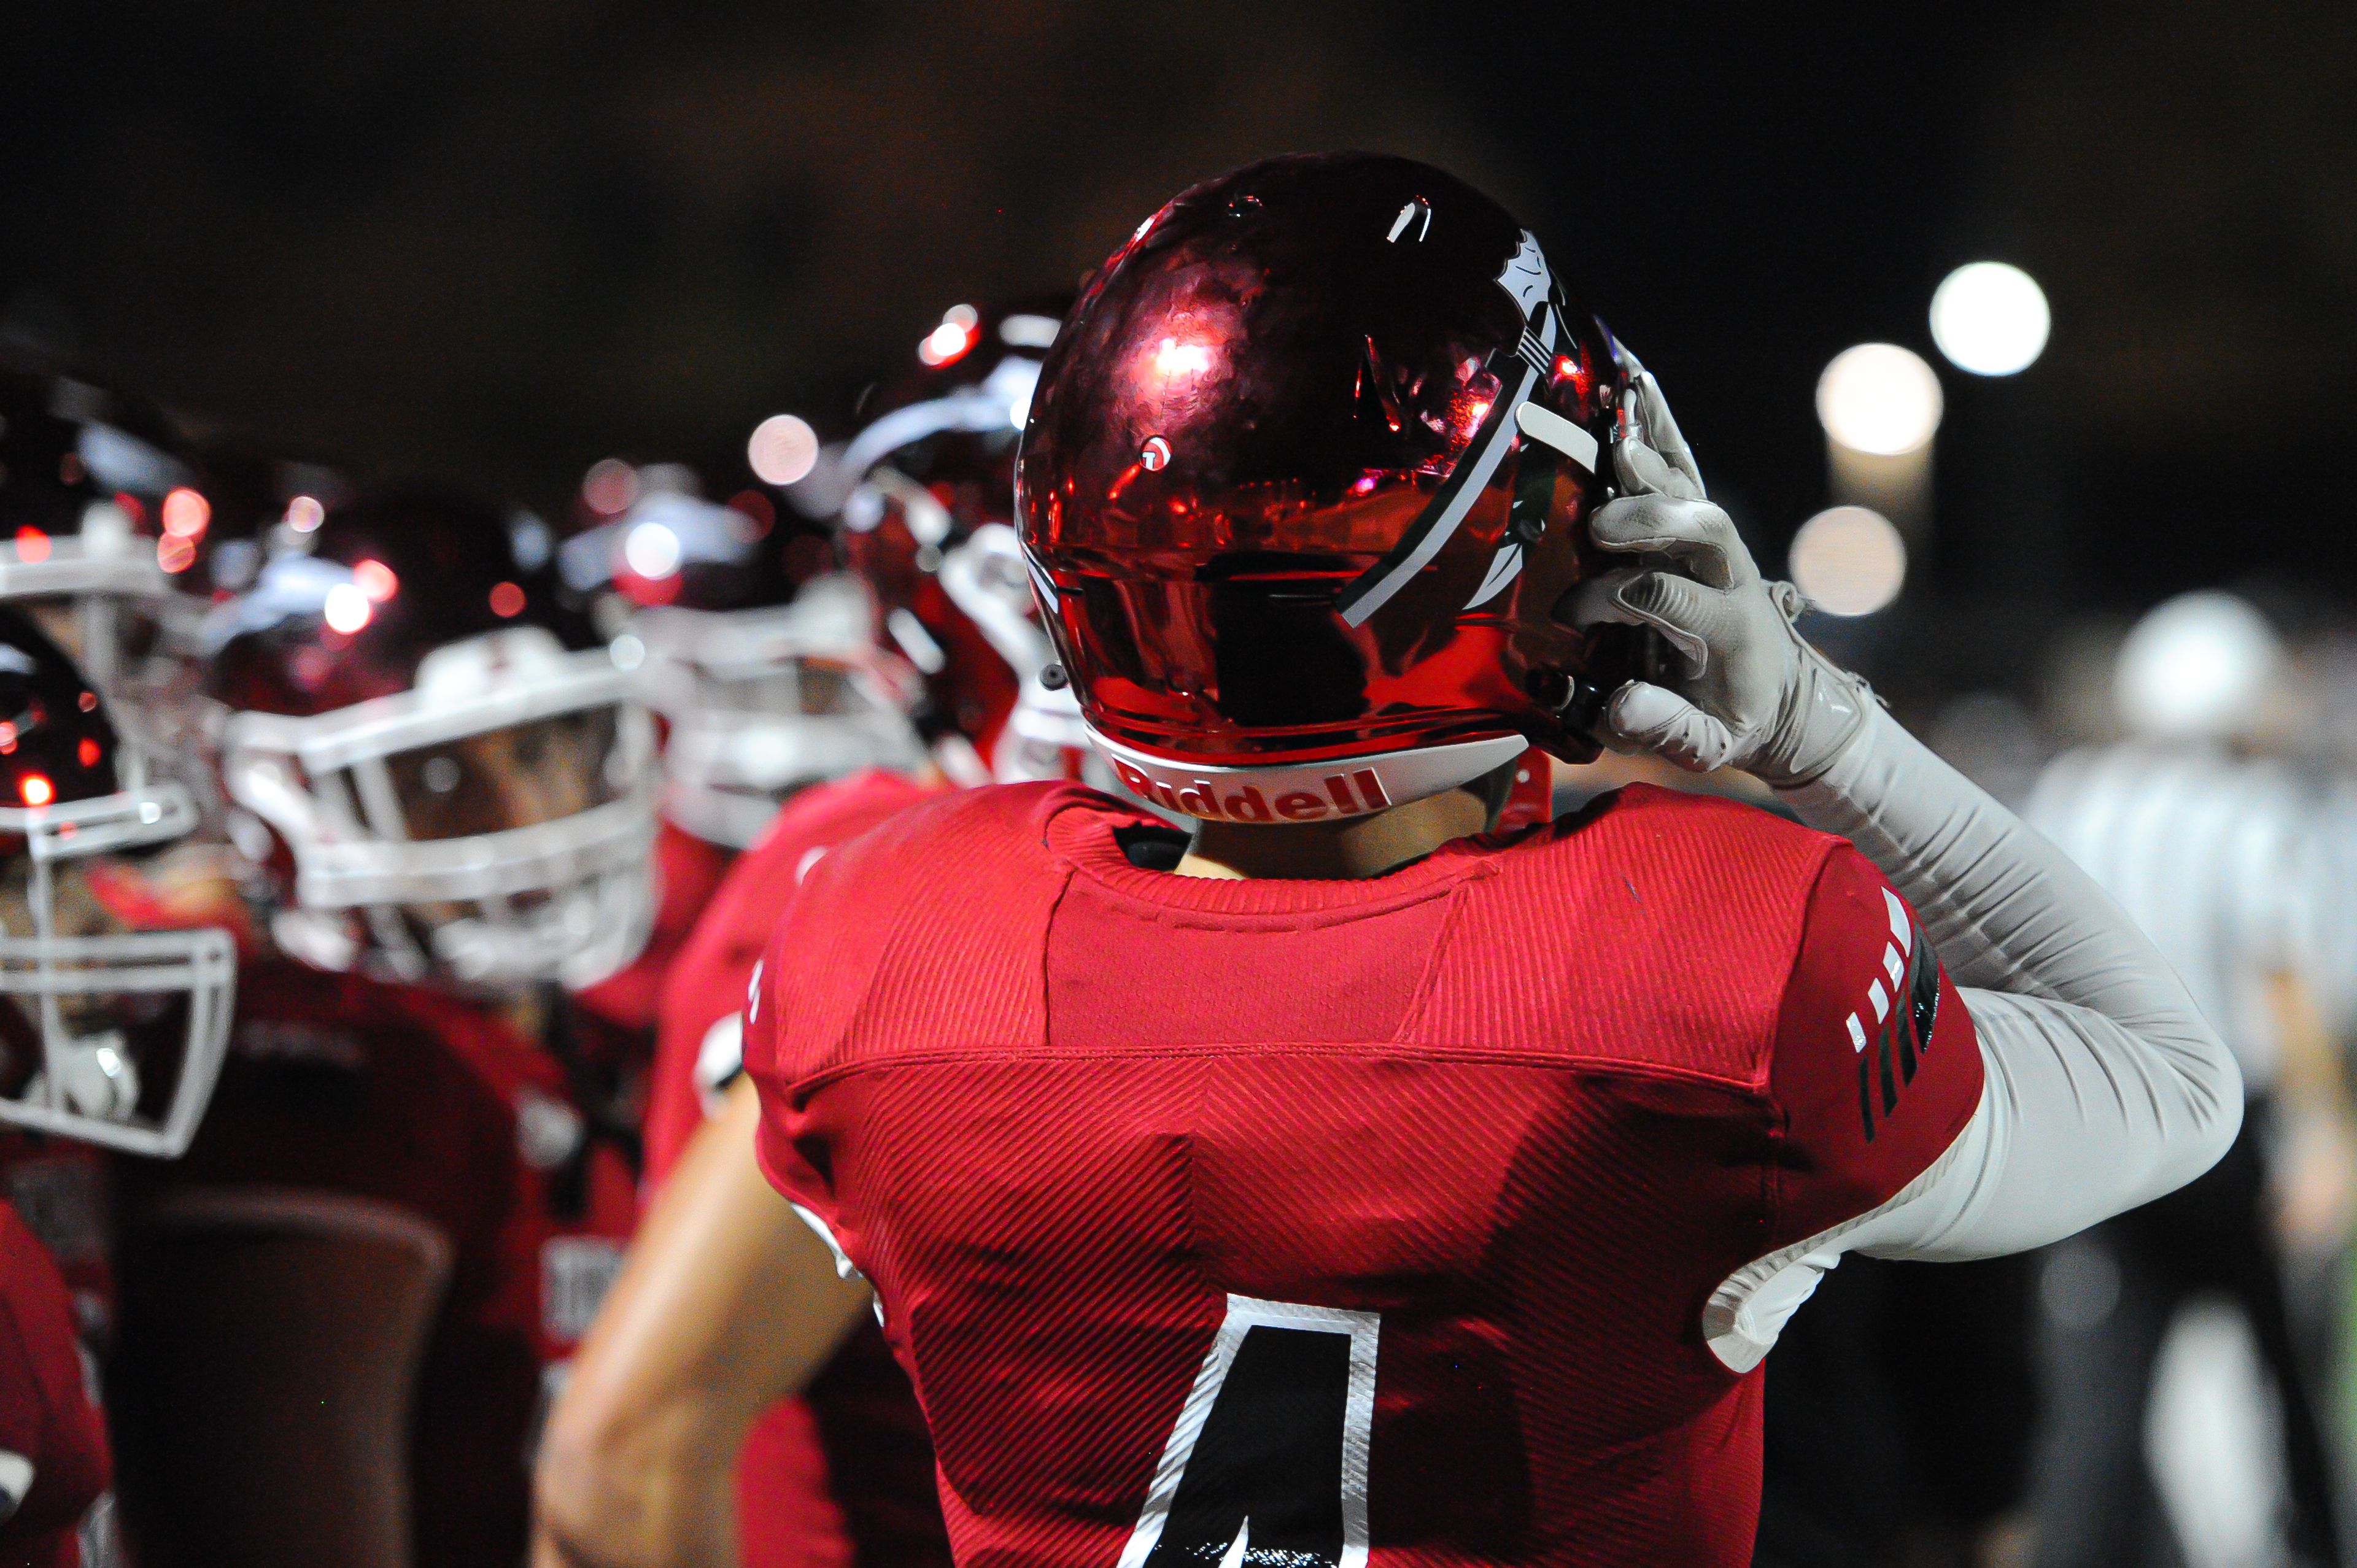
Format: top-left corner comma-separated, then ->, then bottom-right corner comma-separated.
1816,344 -> 1944,455
1930,262 -> 2050,376
1790,505 -> 1907,616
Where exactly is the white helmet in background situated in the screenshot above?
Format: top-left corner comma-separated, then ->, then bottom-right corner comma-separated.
2115,591 -> 2285,744
634,571 -> 930,848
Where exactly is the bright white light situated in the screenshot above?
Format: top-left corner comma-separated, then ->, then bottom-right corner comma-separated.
1930,262 -> 2050,376
1816,344 -> 1943,455
322,582 -> 372,633
748,414 -> 819,486
1790,506 -> 1906,616
285,495 -> 325,533
1000,313 -> 1060,349
918,322 -> 975,367
624,520 -> 683,579
1154,337 -> 1213,378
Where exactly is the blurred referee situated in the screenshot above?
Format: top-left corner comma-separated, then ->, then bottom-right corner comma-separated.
2024,592 -> 2350,1568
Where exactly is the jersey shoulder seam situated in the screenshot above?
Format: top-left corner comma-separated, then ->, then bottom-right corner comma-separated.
780,1038 -> 1781,1101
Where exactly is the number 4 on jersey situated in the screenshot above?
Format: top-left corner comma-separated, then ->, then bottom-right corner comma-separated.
1116,1296 -> 1380,1568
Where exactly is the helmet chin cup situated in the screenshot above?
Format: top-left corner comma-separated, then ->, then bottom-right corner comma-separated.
48,1030 -> 138,1121
428,868 -> 654,992
1085,727 -> 1527,825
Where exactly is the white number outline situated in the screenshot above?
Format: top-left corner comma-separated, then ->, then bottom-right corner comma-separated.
1114,1294 -> 1381,1568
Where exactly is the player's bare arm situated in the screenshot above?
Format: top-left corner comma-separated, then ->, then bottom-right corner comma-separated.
534,1078 -> 870,1568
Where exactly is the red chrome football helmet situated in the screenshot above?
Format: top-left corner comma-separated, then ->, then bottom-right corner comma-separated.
0,365 -> 211,777
0,606 -> 234,1159
1018,153 -> 1654,822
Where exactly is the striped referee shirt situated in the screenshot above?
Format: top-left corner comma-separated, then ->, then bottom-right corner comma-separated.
2026,743 -> 2324,1095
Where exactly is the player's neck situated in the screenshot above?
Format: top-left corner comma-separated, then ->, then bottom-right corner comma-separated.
1175,789 -> 1491,881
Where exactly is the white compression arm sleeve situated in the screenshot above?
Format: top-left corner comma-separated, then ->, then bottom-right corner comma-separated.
1781,707 -> 2243,1260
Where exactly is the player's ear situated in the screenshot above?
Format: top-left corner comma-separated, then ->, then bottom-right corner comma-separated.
1465,755 -> 1523,832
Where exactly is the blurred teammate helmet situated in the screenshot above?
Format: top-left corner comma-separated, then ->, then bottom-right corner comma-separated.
934,522 -> 1097,784
0,608 -> 234,1157
840,295 -> 1069,770
1019,153 -> 1647,821
555,462 -> 927,849
2115,591 -> 2285,744
201,484 -> 658,989
0,366 -> 207,768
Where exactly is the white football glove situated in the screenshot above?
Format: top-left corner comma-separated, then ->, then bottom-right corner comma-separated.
1564,363 -> 1875,787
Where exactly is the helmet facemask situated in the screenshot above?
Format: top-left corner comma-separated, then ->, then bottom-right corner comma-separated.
221,625 -> 659,990
632,574 -> 929,849
0,779 -> 236,1158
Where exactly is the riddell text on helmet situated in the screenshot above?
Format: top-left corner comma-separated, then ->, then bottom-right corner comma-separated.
1109,759 -> 1393,822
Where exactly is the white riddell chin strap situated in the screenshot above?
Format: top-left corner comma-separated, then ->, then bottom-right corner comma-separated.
1085,727 -> 1527,825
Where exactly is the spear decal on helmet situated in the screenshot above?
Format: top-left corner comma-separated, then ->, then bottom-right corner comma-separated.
1338,231 -> 1560,628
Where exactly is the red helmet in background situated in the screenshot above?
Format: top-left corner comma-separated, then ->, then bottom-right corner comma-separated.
837,295 -> 1070,773
0,606 -> 233,1159
201,484 -> 658,990
0,365 -> 211,771
175,437 -> 357,600
1019,153 -> 1652,822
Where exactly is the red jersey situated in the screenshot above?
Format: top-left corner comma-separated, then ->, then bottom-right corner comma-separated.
650,768 -> 952,1568
747,783 -> 1983,1568
0,1202 -> 109,1568
649,770 -> 943,1179
0,1138 -> 112,1353
118,962 -> 636,1568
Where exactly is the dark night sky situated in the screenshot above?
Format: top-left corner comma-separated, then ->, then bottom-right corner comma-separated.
7,0 -> 2356,692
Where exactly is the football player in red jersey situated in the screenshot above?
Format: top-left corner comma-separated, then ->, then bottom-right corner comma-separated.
0,603 -> 242,1568
104,482 -> 656,1568
741,153 -> 2241,1568
536,302 -> 1082,1568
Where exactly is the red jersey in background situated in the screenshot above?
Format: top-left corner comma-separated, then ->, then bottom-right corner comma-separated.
0,1201 -> 110,1568
749,782 -> 1983,1568
571,819 -> 735,1072
649,768 -> 951,1568
119,962 -> 636,1568
0,1137 -> 112,1355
